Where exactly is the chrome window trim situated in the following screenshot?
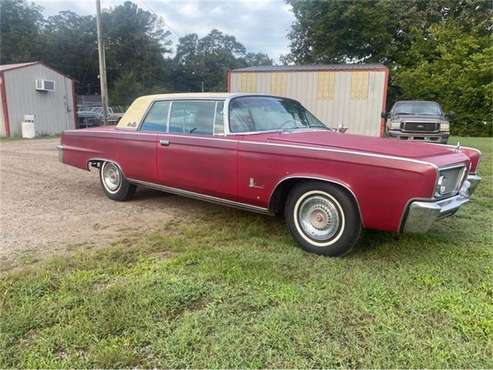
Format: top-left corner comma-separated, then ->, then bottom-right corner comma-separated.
154,133 -> 438,169
138,98 -> 227,136
226,95 -> 330,135
127,178 -> 273,216
138,100 -> 171,132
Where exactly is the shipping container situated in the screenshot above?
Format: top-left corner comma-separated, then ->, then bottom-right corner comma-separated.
228,64 -> 389,137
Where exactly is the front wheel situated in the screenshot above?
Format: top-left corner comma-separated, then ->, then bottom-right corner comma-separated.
284,181 -> 362,256
99,161 -> 136,201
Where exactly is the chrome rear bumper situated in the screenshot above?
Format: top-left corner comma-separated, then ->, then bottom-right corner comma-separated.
402,174 -> 481,233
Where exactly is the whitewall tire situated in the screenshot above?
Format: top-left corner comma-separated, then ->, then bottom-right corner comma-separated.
99,161 -> 136,201
285,181 -> 362,256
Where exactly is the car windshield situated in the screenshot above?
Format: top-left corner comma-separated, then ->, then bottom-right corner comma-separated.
393,101 -> 442,116
229,96 -> 329,133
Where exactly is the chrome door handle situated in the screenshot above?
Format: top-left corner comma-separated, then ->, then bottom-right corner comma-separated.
159,139 -> 170,146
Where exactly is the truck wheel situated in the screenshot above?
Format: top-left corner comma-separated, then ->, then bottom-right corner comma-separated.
284,181 -> 362,256
99,161 -> 136,201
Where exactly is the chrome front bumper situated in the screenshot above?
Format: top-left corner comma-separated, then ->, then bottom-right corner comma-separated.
402,174 -> 481,233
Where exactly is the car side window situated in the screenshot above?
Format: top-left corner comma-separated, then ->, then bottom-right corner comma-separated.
169,101 -> 217,135
140,101 -> 170,132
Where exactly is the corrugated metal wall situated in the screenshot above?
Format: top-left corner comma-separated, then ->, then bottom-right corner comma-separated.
230,69 -> 387,137
3,64 -> 75,136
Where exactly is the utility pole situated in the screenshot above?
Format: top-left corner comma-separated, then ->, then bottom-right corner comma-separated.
96,0 -> 108,125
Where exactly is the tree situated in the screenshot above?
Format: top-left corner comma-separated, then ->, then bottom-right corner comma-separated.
172,29 -> 272,92
394,22 -> 492,136
285,0 -> 492,136
41,11 -> 99,84
0,0 -> 44,63
102,1 -> 172,89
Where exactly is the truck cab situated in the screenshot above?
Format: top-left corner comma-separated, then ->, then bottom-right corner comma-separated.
382,100 -> 452,144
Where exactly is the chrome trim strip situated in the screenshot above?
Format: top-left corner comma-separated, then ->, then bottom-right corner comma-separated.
268,175 -> 365,227
230,128 -> 331,136
158,134 -> 438,169
243,140 -> 439,168
439,143 -> 482,156
128,178 -> 274,216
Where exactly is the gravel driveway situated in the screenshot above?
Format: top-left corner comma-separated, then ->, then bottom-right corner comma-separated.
0,138 -> 209,269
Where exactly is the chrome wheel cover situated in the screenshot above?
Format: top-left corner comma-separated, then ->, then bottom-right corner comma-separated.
297,195 -> 340,241
102,162 -> 121,193
292,190 -> 346,247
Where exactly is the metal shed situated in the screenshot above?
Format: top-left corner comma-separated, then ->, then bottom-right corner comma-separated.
227,64 -> 389,137
0,62 -> 76,137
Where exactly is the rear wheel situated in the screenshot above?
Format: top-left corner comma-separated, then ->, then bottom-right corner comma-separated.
99,161 -> 136,201
284,181 -> 362,256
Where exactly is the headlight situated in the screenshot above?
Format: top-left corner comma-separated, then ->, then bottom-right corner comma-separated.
435,165 -> 467,198
441,122 -> 450,131
389,121 -> 401,129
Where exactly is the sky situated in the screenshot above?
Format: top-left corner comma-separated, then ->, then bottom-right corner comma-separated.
35,0 -> 295,62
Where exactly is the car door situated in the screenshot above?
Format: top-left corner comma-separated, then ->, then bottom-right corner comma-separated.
156,100 -> 238,201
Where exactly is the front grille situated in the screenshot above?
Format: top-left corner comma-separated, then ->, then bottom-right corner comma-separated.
402,122 -> 439,132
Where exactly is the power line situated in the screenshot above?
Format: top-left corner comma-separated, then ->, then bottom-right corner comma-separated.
137,0 -> 182,38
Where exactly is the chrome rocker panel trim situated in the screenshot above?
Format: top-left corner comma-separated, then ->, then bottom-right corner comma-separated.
402,174 -> 481,233
128,178 -> 274,216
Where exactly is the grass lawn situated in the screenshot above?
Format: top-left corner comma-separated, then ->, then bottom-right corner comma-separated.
1,137 -> 492,368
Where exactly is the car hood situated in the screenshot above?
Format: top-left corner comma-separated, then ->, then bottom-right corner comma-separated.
259,130 -> 453,160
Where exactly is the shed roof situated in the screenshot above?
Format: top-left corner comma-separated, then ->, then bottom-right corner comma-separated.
231,64 -> 387,73
0,62 -> 38,72
0,61 -> 74,80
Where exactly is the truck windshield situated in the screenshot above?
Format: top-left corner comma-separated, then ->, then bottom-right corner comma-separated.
229,96 -> 329,133
393,102 -> 442,116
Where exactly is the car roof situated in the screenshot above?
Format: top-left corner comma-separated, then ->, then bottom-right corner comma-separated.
138,92 -> 256,101
394,100 -> 440,104
117,92 -> 275,130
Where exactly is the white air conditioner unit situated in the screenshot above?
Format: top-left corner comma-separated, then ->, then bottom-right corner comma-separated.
35,79 -> 55,92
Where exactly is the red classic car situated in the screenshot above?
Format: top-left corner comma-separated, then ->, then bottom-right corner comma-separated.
58,93 -> 481,256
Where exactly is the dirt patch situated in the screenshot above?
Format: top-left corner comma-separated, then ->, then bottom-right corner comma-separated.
0,138 -> 219,270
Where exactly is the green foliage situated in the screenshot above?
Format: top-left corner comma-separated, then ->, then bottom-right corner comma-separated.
172,29 -> 272,92
0,0 -> 272,104
394,22 -> 493,137
0,0 -> 44,62
1,137 -> 492,367
286,0 -> 492,136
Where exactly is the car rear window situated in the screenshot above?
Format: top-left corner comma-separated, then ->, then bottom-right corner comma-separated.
140,101 -> 170,132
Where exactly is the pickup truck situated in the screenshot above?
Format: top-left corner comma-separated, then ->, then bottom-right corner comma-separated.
382,100 -> 453,144
77,106 -> 124,128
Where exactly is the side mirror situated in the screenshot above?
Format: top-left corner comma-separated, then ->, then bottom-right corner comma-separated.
446,111 -> 456,119
381,112 -> 389,119
337,123 -> 348,133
